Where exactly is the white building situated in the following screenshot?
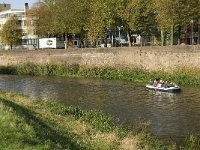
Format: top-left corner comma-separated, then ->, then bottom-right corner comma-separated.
0,3 -> 38,50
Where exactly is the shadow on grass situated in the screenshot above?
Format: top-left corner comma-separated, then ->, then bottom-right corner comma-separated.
0,97 -> 87,150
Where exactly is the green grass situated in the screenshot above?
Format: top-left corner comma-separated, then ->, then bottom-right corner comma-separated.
0,92 -> 120,149
0,92 -> 200,150
0,92 -> 177,150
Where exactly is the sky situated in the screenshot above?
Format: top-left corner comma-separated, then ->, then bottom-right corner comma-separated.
0,0 -> 38,9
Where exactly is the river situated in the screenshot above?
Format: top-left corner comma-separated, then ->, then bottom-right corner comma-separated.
0,75 -> 200,143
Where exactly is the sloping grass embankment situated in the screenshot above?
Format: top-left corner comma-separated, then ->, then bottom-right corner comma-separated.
0,92 -> 181,150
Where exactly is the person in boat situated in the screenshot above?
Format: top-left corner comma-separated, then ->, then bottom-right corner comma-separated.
171,82 -> 179,88
153,78 -> 160,87
149,79 -> 154,85
163,81 -> 179,88
157,80 -> 164,88
160,80 -> 165,87
168,82 -> 178,87
153,79 -> 158,87
163,81 -> 168,88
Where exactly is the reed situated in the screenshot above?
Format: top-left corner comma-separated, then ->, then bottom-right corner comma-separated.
1,63 -> 200,86
182,135 -> 200,150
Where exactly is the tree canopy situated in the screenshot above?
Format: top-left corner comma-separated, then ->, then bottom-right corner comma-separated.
28,0 -> 200,46
0,15 -> 23,49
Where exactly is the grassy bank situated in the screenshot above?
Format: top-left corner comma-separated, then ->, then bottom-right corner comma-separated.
1,63 -> 200,86
1,63 -> 200,149
0,92 -> 178,150
1,92 -> 200,149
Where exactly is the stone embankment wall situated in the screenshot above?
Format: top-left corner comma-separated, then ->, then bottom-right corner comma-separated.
0,45 -> 200,71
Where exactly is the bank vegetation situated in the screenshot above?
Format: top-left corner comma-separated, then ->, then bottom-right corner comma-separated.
1,92 -> 200,149
1,63 -> 200,86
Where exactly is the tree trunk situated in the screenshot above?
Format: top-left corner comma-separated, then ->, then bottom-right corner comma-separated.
198,21 -> 200,45
127,32 -> 131,47
170,25 -> 173,46
161,27 -> 164,46
65,33 -> 68,49
80,28 -> 85,48
105,31 -> 107,47
177,26 -> 181,45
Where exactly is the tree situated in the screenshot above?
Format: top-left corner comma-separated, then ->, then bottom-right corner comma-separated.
84,0 -> 123,47
0,15 -> 23,50
28,0 -> 125,47
121,0 -> 158,46
153,0 -> 175,46
83,0 -> 105,46
29,0 -> 87,47
153,0 -> 200,45
52,0 -> 86,42
27,1 -> 54,38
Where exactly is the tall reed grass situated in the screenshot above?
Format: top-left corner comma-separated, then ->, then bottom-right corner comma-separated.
1,63 -> 200,86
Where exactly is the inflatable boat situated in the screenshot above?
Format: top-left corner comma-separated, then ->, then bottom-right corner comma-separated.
146,85 -> 181,93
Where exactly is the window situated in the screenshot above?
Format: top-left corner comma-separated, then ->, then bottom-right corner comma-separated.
22,31 -> 27,36
24,20 -> 27,26
33,29 -> 37,35
18,20 -> 22,26
73,40 -> 78,46
21,39 -> 27,45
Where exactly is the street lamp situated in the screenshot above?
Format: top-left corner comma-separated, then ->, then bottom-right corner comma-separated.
117,26 -> 123,47
191,20 -> 194,45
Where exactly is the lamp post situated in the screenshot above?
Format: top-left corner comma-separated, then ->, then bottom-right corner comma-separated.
117,26 -> 123,47
191,20 -> 194,45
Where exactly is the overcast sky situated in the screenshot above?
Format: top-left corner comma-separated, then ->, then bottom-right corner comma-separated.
0,0 -> 38,9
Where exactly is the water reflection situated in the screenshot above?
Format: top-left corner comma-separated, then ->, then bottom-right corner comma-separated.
0,75 -> 200,141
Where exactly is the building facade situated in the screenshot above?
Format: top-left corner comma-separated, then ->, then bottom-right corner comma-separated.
0,3 -> 37,50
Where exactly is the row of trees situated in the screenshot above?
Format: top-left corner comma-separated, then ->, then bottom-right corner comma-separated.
0,0 -> 199,49
28,0 -> 199,47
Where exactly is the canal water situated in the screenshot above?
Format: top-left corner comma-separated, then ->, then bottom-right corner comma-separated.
0,75 -> 200,142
